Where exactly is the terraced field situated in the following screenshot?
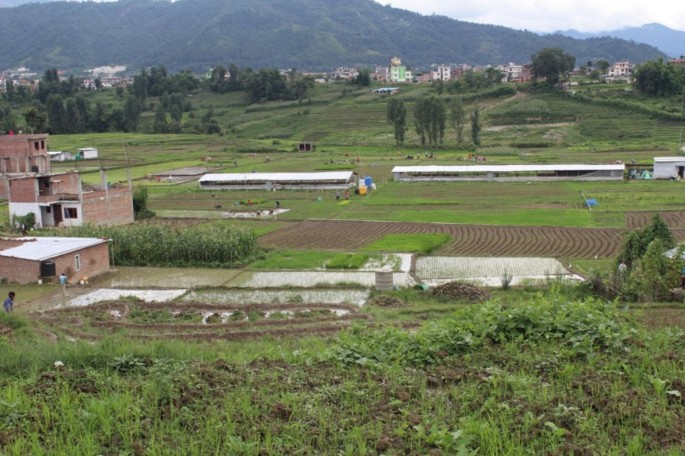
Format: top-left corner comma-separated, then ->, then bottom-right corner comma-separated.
36,301 -> 369,341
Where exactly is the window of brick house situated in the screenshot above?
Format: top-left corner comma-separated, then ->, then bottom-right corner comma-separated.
75,255 -> 81,271
64,208 -> 78,219
34,141 -> 39,150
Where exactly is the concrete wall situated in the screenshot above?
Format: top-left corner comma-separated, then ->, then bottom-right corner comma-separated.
0,241 -> 110,284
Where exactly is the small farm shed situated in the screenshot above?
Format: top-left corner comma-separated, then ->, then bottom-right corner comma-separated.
653,157 -> 685,179
0,236 -> 110,284
76,147 -> 99,160
199,171 -> 356,191
392,164 -> 625,182
48,151 -> 73,161
297,142 -> 315,152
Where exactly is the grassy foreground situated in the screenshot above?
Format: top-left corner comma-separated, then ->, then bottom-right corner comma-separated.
1,293 -> 684,455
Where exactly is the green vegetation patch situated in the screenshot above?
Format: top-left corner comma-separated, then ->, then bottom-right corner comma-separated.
362,233 -> 451,253
38,223 -> 260,268
248,250 -> 332,270
248,250 -> 370,270
326,253 -> 369,269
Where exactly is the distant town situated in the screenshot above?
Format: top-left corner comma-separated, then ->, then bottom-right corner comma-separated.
2,56 -> 685,93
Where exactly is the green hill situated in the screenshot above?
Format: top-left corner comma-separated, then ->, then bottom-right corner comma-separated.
0,0 -> 667,72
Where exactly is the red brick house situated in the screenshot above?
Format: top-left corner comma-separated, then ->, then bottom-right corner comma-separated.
0,236 -> 110,284
1,133 -> 134,227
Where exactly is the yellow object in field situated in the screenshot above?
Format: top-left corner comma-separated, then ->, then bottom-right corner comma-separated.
359,186 -> 367,195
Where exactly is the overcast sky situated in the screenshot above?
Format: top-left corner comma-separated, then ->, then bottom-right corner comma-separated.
378,1 -> 685,33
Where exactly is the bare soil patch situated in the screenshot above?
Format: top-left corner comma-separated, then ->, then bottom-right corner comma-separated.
626,210 -> 685,231
638,307 -> 685,330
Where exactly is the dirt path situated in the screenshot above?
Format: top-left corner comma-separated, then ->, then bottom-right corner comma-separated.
481,91 -> 528,112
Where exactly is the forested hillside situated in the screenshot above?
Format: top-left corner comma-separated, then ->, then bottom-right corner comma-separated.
0,0 -> 666,72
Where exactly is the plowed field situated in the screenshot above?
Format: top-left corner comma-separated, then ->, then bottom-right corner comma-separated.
626,210 -> 685,230
259,219 -> 675,258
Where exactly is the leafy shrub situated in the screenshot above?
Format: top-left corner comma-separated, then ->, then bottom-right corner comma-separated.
332,296 -> 637,367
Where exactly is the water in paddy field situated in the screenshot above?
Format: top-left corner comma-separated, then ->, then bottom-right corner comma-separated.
94,267 -> 241,288
23,257 -> 584,311
184,289 -> 371,307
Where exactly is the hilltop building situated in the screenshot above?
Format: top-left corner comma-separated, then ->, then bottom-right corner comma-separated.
0,133 -> 134,228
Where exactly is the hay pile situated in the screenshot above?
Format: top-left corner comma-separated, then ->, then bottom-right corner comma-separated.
430,282 -> 490,302
366,295 -> 406,308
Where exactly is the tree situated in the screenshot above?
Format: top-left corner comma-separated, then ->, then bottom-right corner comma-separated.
122,95 -> 142,132
152,103 -> 168,133
0,104 -> 16,132
596,60 -> 610,74
200,106 -> 222,134
3,79 -> 15,101
353,68 -> 371,87
209,65 -> 229,93
288,75 -> 314,102
626,238 -> 670,302
617,214 -> 674,271
243,68 -> 288,103
24,103 -> 47,132
132,186 -> 155,220
90,102 -> 109,132
413,97 -> 446,147
386,98 -> 406,146
531,47 -> 576,86
470,107 -> 481,146
46,94 -> 65,133
449,97 -> 466,144
633,59 -> 685,97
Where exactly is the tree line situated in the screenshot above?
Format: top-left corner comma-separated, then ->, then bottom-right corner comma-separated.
0,64 -> 317,135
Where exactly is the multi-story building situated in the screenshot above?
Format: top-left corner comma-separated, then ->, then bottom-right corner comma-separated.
388,57 -> 412,83
431,65 -> 451,81
606,61 -> 634,81
0,133 -> 134,228
331,67 -> 359,80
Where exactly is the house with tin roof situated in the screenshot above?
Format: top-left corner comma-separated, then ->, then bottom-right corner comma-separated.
0,236 -> 110,284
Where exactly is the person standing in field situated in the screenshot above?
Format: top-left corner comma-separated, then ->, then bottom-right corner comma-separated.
3,292 -> 15,312
59,272 -> 68,295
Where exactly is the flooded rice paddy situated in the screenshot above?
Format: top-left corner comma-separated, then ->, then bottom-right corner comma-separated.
46,256 -> 578,310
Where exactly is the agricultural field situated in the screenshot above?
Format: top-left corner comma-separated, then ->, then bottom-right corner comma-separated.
2,81 -> 685,453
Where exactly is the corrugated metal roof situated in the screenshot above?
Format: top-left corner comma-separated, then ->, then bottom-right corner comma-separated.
654,157 -> 685,163
0,237 -> 108,261
199,171 -> 355,182
392,164 -> 625,173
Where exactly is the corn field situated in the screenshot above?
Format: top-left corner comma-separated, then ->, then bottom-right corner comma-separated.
41,224 -> 261,267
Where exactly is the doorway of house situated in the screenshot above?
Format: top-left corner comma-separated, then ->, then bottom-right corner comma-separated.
53,204 -> 63,225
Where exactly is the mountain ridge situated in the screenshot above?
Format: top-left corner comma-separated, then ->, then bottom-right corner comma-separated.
557,23 -> 685,58
0,0 -> 668,73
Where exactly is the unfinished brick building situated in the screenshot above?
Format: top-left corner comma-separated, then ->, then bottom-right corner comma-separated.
0,133 -> 134,227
